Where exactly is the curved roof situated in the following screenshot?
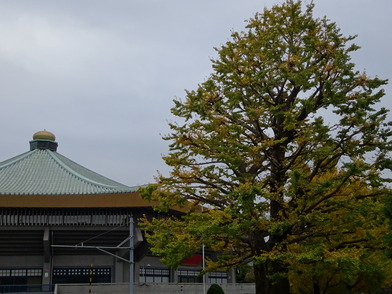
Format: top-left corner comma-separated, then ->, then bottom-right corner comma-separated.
0,132 -> 138,196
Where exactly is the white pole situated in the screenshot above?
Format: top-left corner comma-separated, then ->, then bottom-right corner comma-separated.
202,244 -> 206,294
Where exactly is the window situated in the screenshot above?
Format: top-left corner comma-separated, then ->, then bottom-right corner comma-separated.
0,269 -> 10,277
0,267 -> 42,289
52,267 -> 111,284
139,267 -> 170,283
177,269 -> 202,283
208,271 -> 227,284
27,269 -> 43,277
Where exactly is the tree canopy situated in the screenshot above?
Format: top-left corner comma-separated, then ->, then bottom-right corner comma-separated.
140,1 -> 392,293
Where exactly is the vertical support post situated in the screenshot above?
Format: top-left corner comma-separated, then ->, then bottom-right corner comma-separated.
129,216 -> 134,294
202,244 -> 206,294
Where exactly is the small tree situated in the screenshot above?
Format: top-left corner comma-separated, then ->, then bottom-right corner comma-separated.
207,284 -> 225,294
140,1 -> 392,294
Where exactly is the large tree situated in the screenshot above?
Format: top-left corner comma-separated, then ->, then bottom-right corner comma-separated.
140,1 -> 392,293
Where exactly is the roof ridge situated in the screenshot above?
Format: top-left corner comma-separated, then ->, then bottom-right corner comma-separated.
47,150 -> 126,189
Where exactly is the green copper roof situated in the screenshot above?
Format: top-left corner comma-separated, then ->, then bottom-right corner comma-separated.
0,133 -> 138,195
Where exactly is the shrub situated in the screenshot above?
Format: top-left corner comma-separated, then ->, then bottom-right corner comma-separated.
207,283 -> 225,294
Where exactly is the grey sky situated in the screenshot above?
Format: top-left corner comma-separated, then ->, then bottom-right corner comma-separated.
0,0 -> 390,186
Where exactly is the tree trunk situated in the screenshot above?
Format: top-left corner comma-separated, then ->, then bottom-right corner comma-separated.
313,281 -> 321,294
254,261 -> 290,294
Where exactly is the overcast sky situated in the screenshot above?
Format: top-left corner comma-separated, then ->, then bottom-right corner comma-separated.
0,0 -> 390,187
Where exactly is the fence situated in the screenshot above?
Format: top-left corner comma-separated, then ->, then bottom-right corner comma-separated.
55,283 -> 256,294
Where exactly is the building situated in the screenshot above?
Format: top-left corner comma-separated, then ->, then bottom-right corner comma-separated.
0,131 -> 232,293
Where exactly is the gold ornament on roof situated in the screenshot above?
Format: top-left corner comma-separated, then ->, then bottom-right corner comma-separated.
33,130 -> 56,141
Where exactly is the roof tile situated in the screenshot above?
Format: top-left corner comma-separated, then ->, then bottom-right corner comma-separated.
0,149 -> 138,195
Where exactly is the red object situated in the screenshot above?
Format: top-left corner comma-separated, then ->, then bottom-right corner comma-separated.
182,255 -> 202,266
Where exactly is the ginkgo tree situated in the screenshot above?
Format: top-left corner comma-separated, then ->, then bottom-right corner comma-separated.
139,1 -> 392,293
287,171 -> 392,293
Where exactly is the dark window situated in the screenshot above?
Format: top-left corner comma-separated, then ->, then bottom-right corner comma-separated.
52,267 -> 111,284
0,268 -> 42,292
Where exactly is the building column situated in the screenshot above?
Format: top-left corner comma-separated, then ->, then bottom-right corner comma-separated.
135,262 -> 140,283
42,227 -> 52,287
227,268 -> 236,284
172,268 -> 178,283
114,256 -> 124,283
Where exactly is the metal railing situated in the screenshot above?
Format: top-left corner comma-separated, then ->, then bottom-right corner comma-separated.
0,208 -> 130,226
